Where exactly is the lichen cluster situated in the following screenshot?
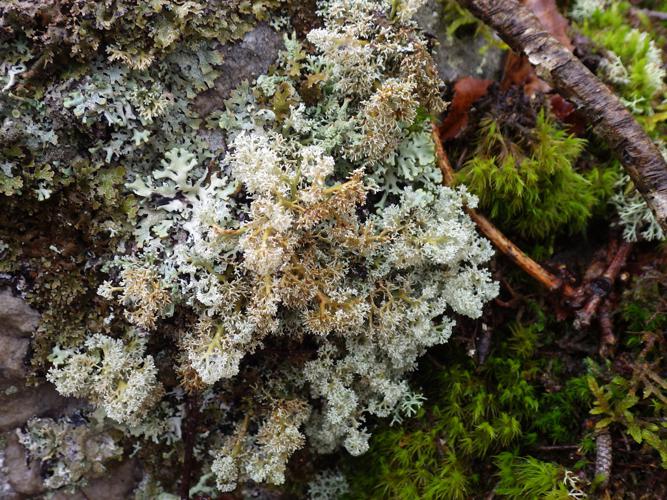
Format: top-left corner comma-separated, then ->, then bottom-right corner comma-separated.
345,256 -> 667,499
1,0 -> 498,495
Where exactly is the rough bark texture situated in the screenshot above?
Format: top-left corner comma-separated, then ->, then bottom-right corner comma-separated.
595,430 -> 613,487
457,0 -> 667,233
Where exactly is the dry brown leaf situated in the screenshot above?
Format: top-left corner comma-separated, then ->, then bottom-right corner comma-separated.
550,94 -> 586,134
439,76 -> 493,140
501,0 -> 573,97
523,0 -> 573,50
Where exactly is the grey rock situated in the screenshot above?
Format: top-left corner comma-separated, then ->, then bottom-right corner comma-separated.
0,382 -> 75,432
0,287 -> 40,338
414,1 -> 504,84
2,431 -> 45,496
81,459 -> 143,500
0,335 -> 30,380
194,23 -> 284,116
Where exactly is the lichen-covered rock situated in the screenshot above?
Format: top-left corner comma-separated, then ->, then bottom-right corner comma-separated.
1,432 -> 45,497
194,23 -> 285,116
0,288 -> 36,380
50,459 -> 143,500
414,0 -> 504,83
0,382 -> 75,432
0,0 -> 499,496
0,289 -> 78,430
0,335 -> 29,380
1,431 -> 142,500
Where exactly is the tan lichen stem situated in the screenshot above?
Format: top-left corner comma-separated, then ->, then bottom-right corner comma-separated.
456,0 -> 667,234
432,124 -> 574,296
211,223 -> 246,236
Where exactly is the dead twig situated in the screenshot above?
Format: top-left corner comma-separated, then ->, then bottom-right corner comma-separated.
432,125 -> 577,298
456,0 -> 667,234
535,444 -> 580,451
598,298 -> 616,359
574,241 -> 633,329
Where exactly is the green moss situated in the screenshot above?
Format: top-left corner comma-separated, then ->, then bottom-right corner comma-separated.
494,452 -> 575,499
345,309 -> 592,499
576,1 -> 667,134
457,109 -> 616,241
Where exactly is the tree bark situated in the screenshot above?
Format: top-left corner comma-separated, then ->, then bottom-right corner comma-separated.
457,0 -> 667,233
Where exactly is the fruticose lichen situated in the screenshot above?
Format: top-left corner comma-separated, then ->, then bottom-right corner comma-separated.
1,0 -> 498,495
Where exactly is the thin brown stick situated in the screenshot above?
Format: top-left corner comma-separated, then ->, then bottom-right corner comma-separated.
574,241 -> 633,329
598,298 -> 616,359
535,444 -> 580,451
432,125 -> 573,295
456,0 -> 667,233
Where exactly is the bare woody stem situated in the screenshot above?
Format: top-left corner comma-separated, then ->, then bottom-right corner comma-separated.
456,0 -> 667,234
432,125 -> 575,296
574,240 -> 633,329
598,298 -> 616,359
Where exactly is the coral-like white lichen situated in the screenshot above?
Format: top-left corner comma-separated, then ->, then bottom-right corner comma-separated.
7,0 -> 497,495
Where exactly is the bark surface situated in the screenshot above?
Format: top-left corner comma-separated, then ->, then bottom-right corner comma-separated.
457,0 -> 667,233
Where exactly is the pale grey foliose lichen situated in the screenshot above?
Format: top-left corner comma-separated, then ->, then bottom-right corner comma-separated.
1,0 -> 498,495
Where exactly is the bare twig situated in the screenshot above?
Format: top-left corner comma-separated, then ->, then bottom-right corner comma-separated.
456,0 -> 667,233
574,241 -> 633,329
535,444 -> 580,451
432,125 -> 576,297
598,298 -> 616,359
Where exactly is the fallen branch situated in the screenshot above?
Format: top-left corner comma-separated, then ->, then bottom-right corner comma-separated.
432,125 -> 575,296
456,0 -> 667,234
